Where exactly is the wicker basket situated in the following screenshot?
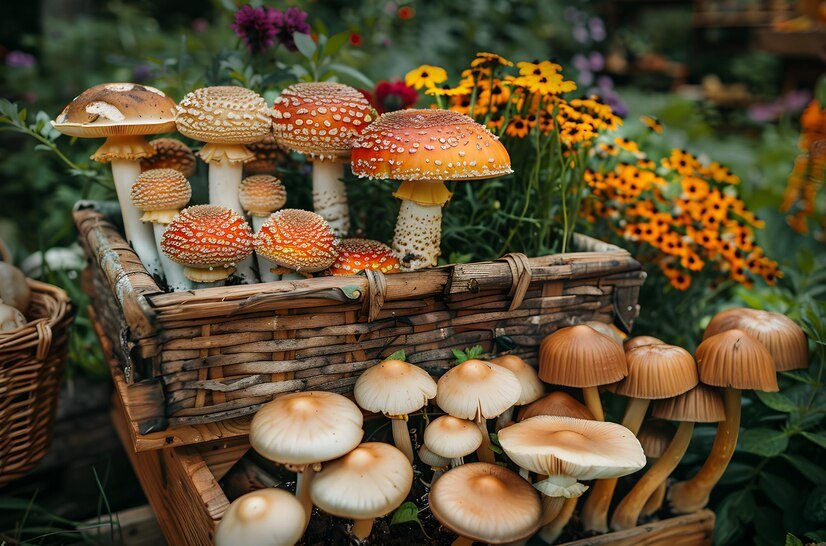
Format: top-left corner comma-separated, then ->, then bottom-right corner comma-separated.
0,243 -> 74,486
74,200 -> 645,437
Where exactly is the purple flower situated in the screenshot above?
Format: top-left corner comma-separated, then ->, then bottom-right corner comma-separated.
589,18 -> 606,42
589,52 -> 604,71
572,53 -> 589,72
6,50 -> 36,68
573,25 -> 589,44
748,103 -> 782,123
273,7 -> 311,52
783,89 -> 812,112
232,5 -> 279,53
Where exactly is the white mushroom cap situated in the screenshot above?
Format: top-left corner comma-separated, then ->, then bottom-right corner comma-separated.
498,415 -> 646,480
309,442 -> 413,519
418,445 -> 450,469
354,359 -> 437,416
490,355 -> 544,405
435,359 -> 521,420
215,488 -> 305,546
423,415 -> 484,459
250,391 -> 364,466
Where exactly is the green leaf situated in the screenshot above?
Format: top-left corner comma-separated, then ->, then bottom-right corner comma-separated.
386,350 -> 406,362
719,462 -> 755,485
327,62 -> 375,88
805,486 -> 826,523
783,454 -> 826,485
759,472 -> 798,509
739,428 -> 789,457
323,32 -> 350,58
292,32 -> 317,60
784,534 -> 804,546
801,431 -> 826,450
754,391 -> 798,413
452,348 -> 469,364
805,530 -> 826,542
714,490 -> 755,545
390,501 -> 424,533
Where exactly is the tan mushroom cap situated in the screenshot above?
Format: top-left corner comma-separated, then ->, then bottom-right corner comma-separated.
52,83 -> 176,137
637,420 -> 675,459
351,109 -> 512,181
624,335 -> 665,352
423,415 -> 484,459
490,355 -> 545,406
418,445 -> 450,469
429,463 -> 541,544
176,86 -> 271,145
249,391 -> 364,466
584,321 -> 624,345
214,488 -> 305,546
130,168 -> 192,222
141,138 -> 197,178
704,308 -> 808,372
272,82 -> 373,160
245,135 -> 289,175
253,209 -> 339,273
651,384 -> 726,423
498,415 -> 646,479
695,329 -> 778,392
609,344 -> 698,399
517,391 -> 595,421
239,175 -> 287,217
0,303 -> 27,332
0,262 -> 31,314
310,442 -> 413,520
435,359 -> 522,420
328,239 -> 401,276
354,359 -> 436,416
538,325 -> 628,387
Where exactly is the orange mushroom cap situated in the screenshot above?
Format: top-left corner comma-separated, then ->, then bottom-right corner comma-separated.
141,138 -> 197,178
253,209 -> 339,273
518,391 -> 595,421
623,335 -> 665,352
695,329 -> 778,392
161,205 -> 254,270
130,168 -> 192,223
609,344 -> 698,400
328,239 -> 400,275
538,325 -> 628,387
245,135 -> 289,175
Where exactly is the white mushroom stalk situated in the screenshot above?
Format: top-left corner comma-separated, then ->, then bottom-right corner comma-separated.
110,159 -> 162,277
311,159 -> 350,236
393,187 -> 448,271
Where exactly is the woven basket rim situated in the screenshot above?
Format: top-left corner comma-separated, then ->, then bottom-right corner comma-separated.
0,279 -> 72,350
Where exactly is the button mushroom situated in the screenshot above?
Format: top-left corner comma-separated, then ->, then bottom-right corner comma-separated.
253,209 -> 340,279
490,354 -> 545,430
239,174 -> 287,282
215,488 -> 305,546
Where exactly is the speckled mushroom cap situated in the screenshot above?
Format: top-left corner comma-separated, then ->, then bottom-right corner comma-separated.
490,355 -> 544,406
429,463 -> 541,544
52,83 -> 177,137
271,82 -> 373,160
253,209 -> 339,273
354,359 -> 437,416
435,359 -> 522,420
351,109 -> 512,181
214,488 -> 305,546
624,335 -> 665,352
309,442 -> 413,520
328,239 -> 401,275
130,168 -> 192,223
703,308 -> 808,372
651,384 -> 725,423
245,135 -> 289,175
160,205 -> 253,279
636,420 -> 675,459
141,138 -> 197,178
423,415 -> 484,459
176,86 -> 271,145
608,344 -> 698,400
517,391 -> 595,422
695,329 -> 778,392
238,175 -> 287,217
538,325 -> 628,387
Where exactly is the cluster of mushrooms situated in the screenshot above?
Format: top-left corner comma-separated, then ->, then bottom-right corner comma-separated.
211,307 -> 808,546
0,259 -> 34,334
51,82 -> 512,289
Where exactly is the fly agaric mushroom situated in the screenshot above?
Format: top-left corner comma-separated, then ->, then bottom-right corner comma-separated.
310,442 -> 413,541
490,355 -> 545,429
423,415 -> 485,467
611,384 -> 725,530
351,109 -> 512,270
418,444 -> 450,483
272,82 -> 374,236
215,488 -> 305,546
328,239 -> 401,276
429,462 -> 542,546
245,135 -> 289,176
52,83 -> 177,277
0,262 -> 31,315
518,391 -> 595,422
131,168 -> 192,291
249,391 -> 364,530
141,138 -> 197,178
704,307 -> 808,372
624,335 -> 665,352
435,359 -> 521,463
160,205 -> 254,284
583,343 -> 698,533
0,303 -> 26,332
254,209 -> 339,279
538,325 -> 628,422
499,416 -> 645,534
354,359 -> 437,463
239,175 -> 287,282
669,329 -> 777,514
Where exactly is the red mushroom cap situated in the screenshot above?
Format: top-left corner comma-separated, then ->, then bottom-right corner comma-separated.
254,209 -> 339,273
329,239 -> 401,275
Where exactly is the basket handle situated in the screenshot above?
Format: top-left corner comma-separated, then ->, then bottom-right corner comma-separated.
35,320 -> 53,361
360,269 -> 387,323
499,253 -> 532,311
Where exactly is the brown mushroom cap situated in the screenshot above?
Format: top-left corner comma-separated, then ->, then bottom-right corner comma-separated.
609,344 -> 698,399
435,359 -> 522,420
238,175 -> 287,217
160,205 -> 253,269
538,325 -> 628,387
141,138 -> 197,178
695,329 -> 778,392
351,109 -> 512,181
490,355 -> 545,405
52,83 -> 176,137
624,335 -> 665,352
0,262 -> 31,314
272,82 -> 373,160
253,209 -> 339,273
176,86 -> 271,144
704,308 -> 808,372
429,463 -> 542,544
130,168 -> 192,217
328,239 -> 401,276
245,135 -> 289,175
651,384 -> 726,423
423,415 -> 484,459
584,321 -> 624,345
517,391 -> 595,421
637,420 -> 675,459
354,359 -> 437,416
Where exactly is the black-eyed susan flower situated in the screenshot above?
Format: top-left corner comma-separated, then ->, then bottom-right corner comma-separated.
471,52 -> 513,69
640,115 -> 663,134
505,116 -> 530,138
405,65 -> 448,90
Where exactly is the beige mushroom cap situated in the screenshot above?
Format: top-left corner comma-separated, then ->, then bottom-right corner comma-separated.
429,463 -> 541,544
130,168 -> 192,213
239,175 -> 287,217
435,359 -> 522,420
498,415 -> 646,480
490,355 -> 545,406
176,86 -> 272,144
214,488 -> 305,546
0,262 -> 31,313
517,391 -> 595,421
418,445 -> 450,469
310,442 -> 413,520
637,420 -> 675,459
538,325 -> 628,387
695,329 -> 778,392
354,359 -> 436,416
250,391 -> 364,466
0,303 -> 27,333
141,138 -> 197,178
253,209 -> 339,273
423,415 -> 484,459
608,344 -> 698,400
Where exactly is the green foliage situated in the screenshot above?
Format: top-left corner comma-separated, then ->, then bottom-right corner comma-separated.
390,501 -> 428,536
452,345 -> 485,364
386,349 -> 407,362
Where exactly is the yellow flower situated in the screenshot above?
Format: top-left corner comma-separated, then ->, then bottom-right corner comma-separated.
405,65 -> 448,90
640,115 -> 663,134
426,82 -> 473,97
525,71 -> 577,96
471,52 -> 513,68
516,60 -> 563,78
505,116 -> 530,138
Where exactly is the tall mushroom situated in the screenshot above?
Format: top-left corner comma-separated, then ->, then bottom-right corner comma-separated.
253,209 -> 339,280
328,239 -> 401,276
238,175 -> 287,282
423,415 -> 485,467
668,329 -> 777,513
354,359 -> 437,463
141,138 -> 197,177
490,354 -> 545,430
215,488 -> 305,546
272,82 -> 374,236
52,83 -> 177,277
351,109 -> 512,270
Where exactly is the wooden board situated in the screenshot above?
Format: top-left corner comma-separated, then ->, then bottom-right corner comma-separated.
561,510 -> 714,545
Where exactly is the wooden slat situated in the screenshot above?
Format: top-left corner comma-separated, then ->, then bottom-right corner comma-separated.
559,510 -> 714,546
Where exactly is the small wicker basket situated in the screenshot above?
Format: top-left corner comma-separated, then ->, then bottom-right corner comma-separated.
0,241 -> 74,487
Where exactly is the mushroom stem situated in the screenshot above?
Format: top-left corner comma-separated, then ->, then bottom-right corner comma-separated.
352,518 -> 374,541
611,421 -> 694,530
669,388 -> 741,514
581,386 -> 605,422
641,480 -> 666,517
475,416 -> 495,464
295,467 -> 316,531
541,496 -> 566,526
110,158 -> 162,277
452,537 -> 474,546
581,398 -> 649,533
251,216 -> 281,283
496,407 -> 515,431
152,223 -> 192,292
539,497 -> 578,544
393,199 -> 442,271
391,418 -> 415,464
208,160 -> 245,215
431,468 -> 445,483
312,159 -> 349,237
